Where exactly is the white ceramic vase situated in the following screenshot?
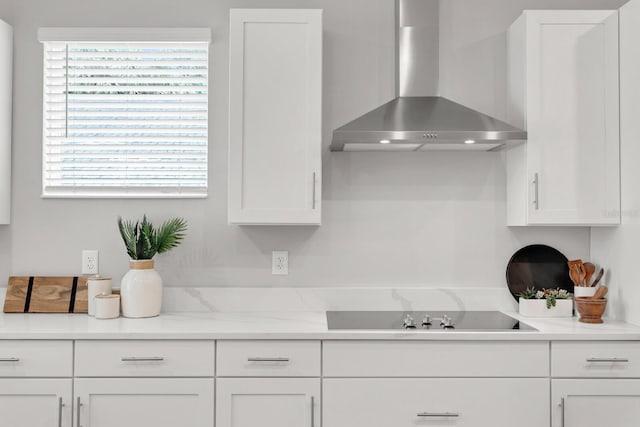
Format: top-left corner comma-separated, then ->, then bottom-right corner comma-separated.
120,259 -> 163,318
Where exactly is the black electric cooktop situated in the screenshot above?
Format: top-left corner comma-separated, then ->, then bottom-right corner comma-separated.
326,311 -> 537,331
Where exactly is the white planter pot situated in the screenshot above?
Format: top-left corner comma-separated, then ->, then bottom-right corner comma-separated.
518,298 -> 573,317
120,259 -> 163,318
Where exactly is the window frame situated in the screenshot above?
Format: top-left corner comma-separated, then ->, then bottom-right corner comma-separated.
38,27 -> 211,199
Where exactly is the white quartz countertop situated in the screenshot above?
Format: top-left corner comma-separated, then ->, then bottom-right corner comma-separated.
0,311 -> 639,340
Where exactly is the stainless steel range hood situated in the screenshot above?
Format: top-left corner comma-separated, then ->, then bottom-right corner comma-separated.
330,0 -> 527,152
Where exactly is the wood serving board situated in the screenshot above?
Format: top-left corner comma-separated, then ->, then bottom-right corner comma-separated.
3,276 -> 88,313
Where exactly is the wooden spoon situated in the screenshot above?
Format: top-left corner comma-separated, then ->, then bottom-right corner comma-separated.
567,260 -> 584,286
592,285 -> 608,300
591,268 -> 604,288
568,265 -> 580,287
583,262 -> 596,286
576,262 -> 587,287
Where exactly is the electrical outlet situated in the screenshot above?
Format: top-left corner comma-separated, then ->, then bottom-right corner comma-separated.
272,251 -> 289,275
82,250 -> 99,275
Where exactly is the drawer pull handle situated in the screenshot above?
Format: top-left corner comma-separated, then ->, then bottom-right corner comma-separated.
247,357 -> 290,363
0,357 -> 19,362
586,357 -> 629,363
417,412 -> 460,418
121,356 -> 165,362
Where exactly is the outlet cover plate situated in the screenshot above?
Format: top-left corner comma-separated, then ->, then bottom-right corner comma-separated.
272,251 -> 289,275
82,250 -> 99,275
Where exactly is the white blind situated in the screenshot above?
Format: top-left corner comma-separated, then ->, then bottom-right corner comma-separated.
41,36 -> 209,198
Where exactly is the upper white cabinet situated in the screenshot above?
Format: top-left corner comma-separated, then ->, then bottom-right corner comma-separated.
0,19 -> 12,225
228,9 -> 322,225
506,10 -> 620,226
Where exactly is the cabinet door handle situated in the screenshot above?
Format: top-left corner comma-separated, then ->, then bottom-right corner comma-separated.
58,397 -> 64,427
0,357 -> 19,362
417,412 -> 460,418
76,397 -> 82,427
121,356 -> 165,362
310,395 -> 315,427
559,397 -> 565,427
533,172 -> 539,210
312,172 -> 317,210
247,357 -> 290,363
586,357 -> 629,363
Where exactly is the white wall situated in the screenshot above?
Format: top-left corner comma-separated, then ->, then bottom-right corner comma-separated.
2,0 -> 625,289
439,0 -> 629,122
591,0 -> 640,324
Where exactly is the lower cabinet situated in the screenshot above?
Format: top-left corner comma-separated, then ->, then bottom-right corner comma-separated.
0,379 -> 72,427
217,378 -> 320,427
323,378 -> 549,427
74,378 -> 214,427
552,379 -> 640,427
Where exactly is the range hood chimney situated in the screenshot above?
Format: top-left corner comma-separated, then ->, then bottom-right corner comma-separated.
330,0 -> 527,152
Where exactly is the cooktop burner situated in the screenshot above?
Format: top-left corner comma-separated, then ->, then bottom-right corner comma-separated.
326,311 -> 537,331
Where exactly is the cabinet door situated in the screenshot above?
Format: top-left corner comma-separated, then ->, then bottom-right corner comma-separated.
552,379 -> 640,427
228,9 -> 322,225
324,378 -> 549,427
0,379 -> 72,427
526,11 -> 619,225
0,19 -> 12,225
74,378 -> 213,427
217,378 -> 319,427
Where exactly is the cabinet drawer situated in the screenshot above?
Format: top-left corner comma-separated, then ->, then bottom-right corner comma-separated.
323,378 -> 549,427
0,340 -> 72,377
217,340 -> 320,377
75,340 -> 215,377
552,341 -> 640,377
323,341 -> 549,377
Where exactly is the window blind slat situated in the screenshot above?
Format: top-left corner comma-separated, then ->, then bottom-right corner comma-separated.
42,38 -> 209,197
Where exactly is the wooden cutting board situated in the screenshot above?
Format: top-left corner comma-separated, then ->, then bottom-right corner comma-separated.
3,276 -> 88,313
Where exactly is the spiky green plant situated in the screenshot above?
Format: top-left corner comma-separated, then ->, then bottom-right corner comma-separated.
517,287 -> 538,300
117,215 -> 187,260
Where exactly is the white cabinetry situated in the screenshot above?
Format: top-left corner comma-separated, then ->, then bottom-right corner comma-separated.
0,379 -> 72,427
507,10 -> 620,226
228,9 -> 322,225
323,341 -> 550,427
552,380 -> 640,427
217,378 -> 319,427
74,378 -> 214,427
0,18 -> 12,225
324,378 -> 549,427
0,341 -> 73,427
216,341 -> 321,427
73,340 -> 215,427
551,342 -> 640,427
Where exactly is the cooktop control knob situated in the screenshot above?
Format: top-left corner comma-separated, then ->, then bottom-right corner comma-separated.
422,315 -> 432,326
403,315 -> 416,329
442,316 -> 454,329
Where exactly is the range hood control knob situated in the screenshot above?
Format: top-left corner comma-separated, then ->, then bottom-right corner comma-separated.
403,315 -> 416,329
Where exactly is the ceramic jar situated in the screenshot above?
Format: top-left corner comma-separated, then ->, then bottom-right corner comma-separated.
87,276 -> 112,316
120,259 -> 162,318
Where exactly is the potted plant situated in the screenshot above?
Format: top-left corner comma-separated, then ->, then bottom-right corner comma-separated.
518,287 -> 573,318
117,215 -> 187,318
